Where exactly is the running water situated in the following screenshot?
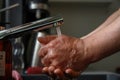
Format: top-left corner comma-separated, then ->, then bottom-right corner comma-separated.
56,27 -> 77,80
56,26 -> 62,36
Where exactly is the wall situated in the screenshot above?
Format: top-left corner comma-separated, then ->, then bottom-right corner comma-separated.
49,1 -> 120,72
0,0 -> 3,22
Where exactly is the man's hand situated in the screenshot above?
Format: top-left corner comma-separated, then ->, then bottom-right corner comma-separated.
38,35 -> 91,78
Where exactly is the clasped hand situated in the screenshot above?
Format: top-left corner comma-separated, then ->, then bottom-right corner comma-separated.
38,35 -> 90,79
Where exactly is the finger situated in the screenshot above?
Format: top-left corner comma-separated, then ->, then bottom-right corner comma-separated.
48,66 -> 56,76
65,68 -> 81,78
41,55 -> 51,66
42,67 -> 49,74
38,35 -> 57,45
38,47 -> 48,58
54,68 -> 65,79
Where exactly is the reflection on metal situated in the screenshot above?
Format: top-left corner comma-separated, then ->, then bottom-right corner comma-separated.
30,32 -> 47,67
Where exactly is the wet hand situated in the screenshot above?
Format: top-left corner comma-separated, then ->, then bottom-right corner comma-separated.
38,35 -> 90,78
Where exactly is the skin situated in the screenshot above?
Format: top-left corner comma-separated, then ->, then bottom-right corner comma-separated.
38,8 -> 120,79
38,35 -> 87,78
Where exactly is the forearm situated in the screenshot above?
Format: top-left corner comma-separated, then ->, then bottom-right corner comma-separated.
82,8 -> 120,39
83,15 -> 120,63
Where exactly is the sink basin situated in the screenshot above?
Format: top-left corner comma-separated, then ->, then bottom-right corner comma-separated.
78,72 -> 120,80
22,74 -> 50,80
22,72 -> 120,80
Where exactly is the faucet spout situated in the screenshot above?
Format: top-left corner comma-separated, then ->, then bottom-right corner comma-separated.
0,15 -> 64,39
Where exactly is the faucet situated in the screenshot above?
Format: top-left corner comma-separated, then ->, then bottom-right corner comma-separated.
0,15 -> 63,39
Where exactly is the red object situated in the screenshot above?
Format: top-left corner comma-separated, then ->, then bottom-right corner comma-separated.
26,67 -> 43,74
0,39 -> 12,80
12,70 -> 23,80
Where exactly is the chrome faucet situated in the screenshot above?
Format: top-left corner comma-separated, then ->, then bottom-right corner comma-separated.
0,15 -> 63,39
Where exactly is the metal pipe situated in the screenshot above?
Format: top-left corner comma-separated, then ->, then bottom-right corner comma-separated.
0,15 -> 63,39
0,3 -> 20,13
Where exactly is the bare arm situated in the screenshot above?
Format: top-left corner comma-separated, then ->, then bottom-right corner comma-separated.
83,13 -> 120,63
82,8 -> 120,39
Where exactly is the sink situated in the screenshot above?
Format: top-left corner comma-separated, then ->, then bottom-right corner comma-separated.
22,74 -> 50,80
78,72 -> 120,80
22,72 -> 120,80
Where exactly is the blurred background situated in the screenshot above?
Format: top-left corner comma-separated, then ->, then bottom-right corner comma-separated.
0,0 -> 120,75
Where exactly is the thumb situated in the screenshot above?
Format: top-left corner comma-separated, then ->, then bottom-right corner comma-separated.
38,35 -> 57,45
